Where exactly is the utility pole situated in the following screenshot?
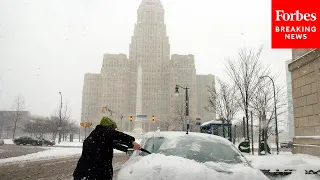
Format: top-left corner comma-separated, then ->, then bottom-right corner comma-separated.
246,114 -> 249,140
242,117 -> 246,139
258,114 -> 261,156
263,113 -> 267,155
175,85 -> 190,134
58,92 -> 63,144
233,125 -> 237,144
251,111 -> 254,155
260,76 -> 279,154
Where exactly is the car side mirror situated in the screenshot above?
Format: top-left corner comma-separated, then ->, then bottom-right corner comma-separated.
126,148 -> 134,156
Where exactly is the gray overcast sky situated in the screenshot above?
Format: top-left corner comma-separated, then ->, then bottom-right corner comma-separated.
0,0 -> 291,122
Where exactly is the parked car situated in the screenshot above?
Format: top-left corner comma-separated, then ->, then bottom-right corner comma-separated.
13,136 -> 43,146
39,138 -> 55,146
280,141 -> 293,148
117,131 -> 269,180
0,139 -> 4,146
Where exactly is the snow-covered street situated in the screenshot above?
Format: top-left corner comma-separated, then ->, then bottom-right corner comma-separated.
0,139 -> 138,165
1,138 -> 320,179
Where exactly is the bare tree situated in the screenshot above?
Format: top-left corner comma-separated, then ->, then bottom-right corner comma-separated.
206,78 -> 239,124
51,101 -> 75,141
251,76 -> 287,144
47,116 -> 60,140
7,95 -> 26,139
225,46 -> 270,130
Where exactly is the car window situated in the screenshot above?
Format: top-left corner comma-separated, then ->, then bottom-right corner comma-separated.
140,136 -> 246,164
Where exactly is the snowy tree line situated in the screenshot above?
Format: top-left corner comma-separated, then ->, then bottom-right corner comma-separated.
0,95 -> 78,141
205,45 -> 286,144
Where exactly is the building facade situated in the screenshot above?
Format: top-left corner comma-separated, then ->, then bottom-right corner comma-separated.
285,60 -> 294,139
288,49 -> 320,156
196,74 -> 216,122
81,0 -> 215,132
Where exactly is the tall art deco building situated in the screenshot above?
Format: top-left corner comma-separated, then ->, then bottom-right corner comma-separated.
81,0 -> 215,132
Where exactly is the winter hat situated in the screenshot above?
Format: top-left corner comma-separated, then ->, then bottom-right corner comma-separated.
100,116 -> 118,129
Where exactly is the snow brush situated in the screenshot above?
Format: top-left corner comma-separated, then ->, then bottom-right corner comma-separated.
139,148 -> 151,154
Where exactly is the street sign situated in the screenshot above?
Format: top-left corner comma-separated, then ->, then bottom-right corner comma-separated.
196,122 -> 201,126
137,114 -> 147,118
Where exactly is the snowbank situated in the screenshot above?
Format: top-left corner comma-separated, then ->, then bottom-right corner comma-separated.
53,139 -> 142,147
117,154 -> 268,180
284,169 -> 319,180
2,139 -> 14,144
248,153 -> 320,172
54,141 -> 83,147
0,147 -> 82,165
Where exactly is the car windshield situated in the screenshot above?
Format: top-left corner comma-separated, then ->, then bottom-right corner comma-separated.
140,136 -> 246,165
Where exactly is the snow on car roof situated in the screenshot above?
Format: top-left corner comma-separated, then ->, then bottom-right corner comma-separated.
143,131 -> 232,146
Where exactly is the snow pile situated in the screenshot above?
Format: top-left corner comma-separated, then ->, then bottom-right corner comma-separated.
284,169 -> 319,180
53,139 -> 142,147
2,139 -> 14,144
54,141 -> 83,147
117,154 -> 268,180
0,147 -> 82,165
249,154 -> 320,172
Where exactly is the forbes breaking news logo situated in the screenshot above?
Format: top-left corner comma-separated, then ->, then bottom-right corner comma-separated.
274,10 -> 317,40
271,0 -> 320,48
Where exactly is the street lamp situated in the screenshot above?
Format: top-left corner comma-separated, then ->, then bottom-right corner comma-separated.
58,92 -> 63,144
174,85 -> 190,134
260,76 -> 279,155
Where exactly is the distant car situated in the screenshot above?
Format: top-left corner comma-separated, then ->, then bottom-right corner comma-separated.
39,138 -> 55,146
0,139 -> 4,146
280,141 -> 293,148
117,131 -> 269,180
13,136 -> 43,146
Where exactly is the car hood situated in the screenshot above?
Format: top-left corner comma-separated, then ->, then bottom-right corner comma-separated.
117,154 -> 268,180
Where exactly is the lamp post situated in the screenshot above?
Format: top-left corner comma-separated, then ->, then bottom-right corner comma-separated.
174,85 -> 190,134
58,92 -> 63,144
260,75 -> 279,155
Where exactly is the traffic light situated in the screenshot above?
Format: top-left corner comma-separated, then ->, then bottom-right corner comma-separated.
80,122 -> 84,127
130,116 -> 133,121
152,115 -> 155,121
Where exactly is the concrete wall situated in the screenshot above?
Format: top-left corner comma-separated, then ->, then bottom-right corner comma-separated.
288,49 -> 320,156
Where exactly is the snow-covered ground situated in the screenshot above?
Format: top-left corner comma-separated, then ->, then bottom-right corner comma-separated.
0,147 -> 82,165
0,139 -> 143,165
246,153 -> 320,171
3,139 -> 14,144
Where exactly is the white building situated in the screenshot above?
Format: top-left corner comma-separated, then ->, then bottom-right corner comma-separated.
81,0 -> 215,132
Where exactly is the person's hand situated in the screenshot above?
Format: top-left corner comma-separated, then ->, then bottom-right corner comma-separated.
132,141 -> 141,150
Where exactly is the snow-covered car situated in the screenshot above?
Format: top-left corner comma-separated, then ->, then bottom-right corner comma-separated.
117,131 -> 269,180
13,136 -> 43,146
39,138 -> 55,146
